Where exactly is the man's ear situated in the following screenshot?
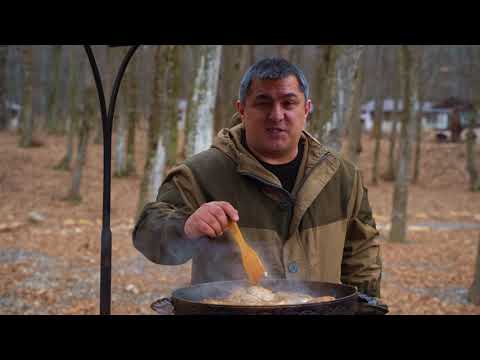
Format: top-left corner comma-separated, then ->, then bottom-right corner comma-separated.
236,100 -> 245,119
305,99 -> 313,118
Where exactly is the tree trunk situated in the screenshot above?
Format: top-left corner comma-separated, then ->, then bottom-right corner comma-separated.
468,234 -> 480,305
249,45 -> 256,65
136,46 -> 171,218
6,46 -> 22,131
67,86 -> 96,202
342,52 -> 365,165
186,45 -> 222,157
125,64 -> 138,176
54,46 -> 78,171
278,45 -> 290,59
327,46 -> 364,152
0,46 -> 7,131
384,101 -> 400,181
389,46 -> 417,243
66,63 -> 94,202
164,46 -> 182,171
176,99 -> 188,163
412,105 -> 423,184
308,45 -> 337,141
214,45 -> 249,133
46,45 -> 63,134
19,46 -> 34,148
372,46 -> 387,185
465,110 -> 480,191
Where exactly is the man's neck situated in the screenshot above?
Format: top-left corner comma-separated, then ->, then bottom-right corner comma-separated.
241,131 -> 299,165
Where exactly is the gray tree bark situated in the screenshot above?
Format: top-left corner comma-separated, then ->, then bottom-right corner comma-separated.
125,59 -> 138,176
46,45 -> 63,134
278,45 -> 290,59
372,46 -> 387,185
19,46 -> 34,148
0,46 -> 7,131
114,48 -> 130,177
214,45 -> 249,132
186,45 -> 222,157
308,45 -> 337,141
465,110 -> 480,191
383,47 -> 404,182
327,45 -> 365,152
342,51 -> 366,165
164,46 -> 182,171
66,55 -> 94,202
136,46 -> 175,218
412,101 -> 423,184
54,46 -> 79,171
389,46 -> 418,243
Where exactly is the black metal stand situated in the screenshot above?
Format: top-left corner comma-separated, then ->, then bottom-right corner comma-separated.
83,45 -> 140,315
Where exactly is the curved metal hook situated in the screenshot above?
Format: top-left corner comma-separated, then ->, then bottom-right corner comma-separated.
84,45 -> 140,315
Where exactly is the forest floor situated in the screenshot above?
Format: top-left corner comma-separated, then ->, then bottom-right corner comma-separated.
1,127 -> 480,315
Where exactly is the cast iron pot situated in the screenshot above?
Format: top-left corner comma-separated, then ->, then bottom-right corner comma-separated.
151,279 -> 389,315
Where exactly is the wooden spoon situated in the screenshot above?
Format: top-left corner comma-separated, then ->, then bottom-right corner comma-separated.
228,220 -> 267,285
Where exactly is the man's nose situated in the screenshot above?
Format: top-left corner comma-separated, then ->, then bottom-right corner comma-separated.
268,102 -> 284,122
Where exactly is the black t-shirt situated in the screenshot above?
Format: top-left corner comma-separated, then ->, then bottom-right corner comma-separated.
241,131 -> 304,193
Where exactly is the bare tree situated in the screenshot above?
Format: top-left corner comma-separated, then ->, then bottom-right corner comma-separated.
278,45 -> 290,59
18,46 -> 34,148
372,46 -> 387,185
66,53 -> 94,202
0,46 -> 7,131
185,45 -> 222,157
136,45 -> 181,218
465,46 -> 480,191
114,47 -> 130,177
54,46 -> 79,171
308,45 -> 338,141
165,45 -> 182,171
46,45 -> 63,134
412,46 -> 440,183
125,56 -> 139,176
214,45 -> 250,132
383,47 -> 402,182
327,45 -> 365,152
342,50 -> 366,164
389,45 -> 418,243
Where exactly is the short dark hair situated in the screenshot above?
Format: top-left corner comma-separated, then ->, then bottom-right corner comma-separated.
239,58 -> 310,104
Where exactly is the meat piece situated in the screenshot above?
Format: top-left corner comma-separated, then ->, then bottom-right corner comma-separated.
246,286 -> 276,302
274,291 -> 314,305
201,286 -> 336,306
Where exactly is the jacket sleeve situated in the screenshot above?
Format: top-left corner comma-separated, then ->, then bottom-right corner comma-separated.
341,170 -> 382,298
132,173 -> 198,266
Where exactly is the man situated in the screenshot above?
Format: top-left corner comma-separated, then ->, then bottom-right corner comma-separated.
133,58 -> 383,299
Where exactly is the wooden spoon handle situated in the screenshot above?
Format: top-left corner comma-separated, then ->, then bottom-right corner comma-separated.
228,221 -> 247,248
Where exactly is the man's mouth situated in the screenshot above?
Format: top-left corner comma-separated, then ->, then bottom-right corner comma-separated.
266,128 -> 286,134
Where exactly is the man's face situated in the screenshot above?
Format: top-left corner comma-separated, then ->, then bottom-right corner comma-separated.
236,75 -> 312,164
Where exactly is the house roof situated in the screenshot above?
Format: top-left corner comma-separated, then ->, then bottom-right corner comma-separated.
432,97 -> 475,111
361,98 -> 446,113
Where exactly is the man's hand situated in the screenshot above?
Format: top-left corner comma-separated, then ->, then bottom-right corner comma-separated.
184,201 -> 239,239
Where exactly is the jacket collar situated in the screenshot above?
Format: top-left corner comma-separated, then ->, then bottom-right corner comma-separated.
212,120 -> 332,186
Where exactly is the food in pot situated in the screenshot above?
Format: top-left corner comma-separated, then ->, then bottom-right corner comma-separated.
202,285 -> 335,306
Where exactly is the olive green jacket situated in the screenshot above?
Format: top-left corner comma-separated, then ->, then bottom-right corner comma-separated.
133,123 -> 382,297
